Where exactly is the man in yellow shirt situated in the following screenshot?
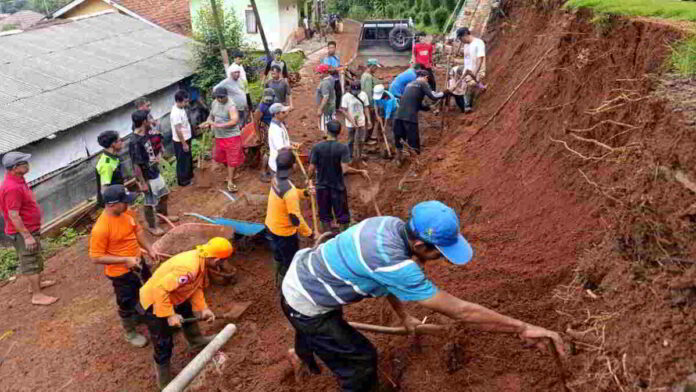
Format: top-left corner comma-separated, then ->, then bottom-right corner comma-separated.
264,148 -> 312,286
89,184 -> 158,348
138,237 -> 233,389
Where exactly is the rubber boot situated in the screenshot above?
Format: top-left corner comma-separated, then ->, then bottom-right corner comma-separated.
182,322 -> 216,351
463,93 -> 473,113
153,361 -> 173,390
121,316 -> 148,348
395,150 -> 404,168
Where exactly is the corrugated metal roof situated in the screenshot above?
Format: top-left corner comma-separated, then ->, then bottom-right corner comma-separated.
0,12 -> 195,153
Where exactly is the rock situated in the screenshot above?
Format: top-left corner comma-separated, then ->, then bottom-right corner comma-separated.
8,276 -> 16,282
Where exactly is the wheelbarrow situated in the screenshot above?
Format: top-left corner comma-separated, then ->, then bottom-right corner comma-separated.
184,213 -> 266,237
148,214 -> 236,259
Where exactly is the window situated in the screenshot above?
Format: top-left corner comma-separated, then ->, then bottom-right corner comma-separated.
245,9 -> 257,33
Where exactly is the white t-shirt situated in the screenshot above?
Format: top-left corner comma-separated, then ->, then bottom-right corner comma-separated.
340,91 -> 369,128
463,37 -> 486,72
170,105 -> 192,142
268,120 -> 290,172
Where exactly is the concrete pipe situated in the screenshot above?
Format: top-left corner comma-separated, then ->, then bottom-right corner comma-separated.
162,323 -> 238,392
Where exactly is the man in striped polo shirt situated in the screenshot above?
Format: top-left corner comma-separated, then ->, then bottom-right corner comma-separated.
281,201 -> 565,391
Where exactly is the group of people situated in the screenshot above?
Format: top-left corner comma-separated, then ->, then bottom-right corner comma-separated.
0,26 -> 567,392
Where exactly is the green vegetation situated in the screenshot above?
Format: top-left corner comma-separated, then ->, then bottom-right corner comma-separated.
668,36 -> 696,76
1,23 -> 18,31
433,7 -> 450,29
422,11 -> 432,26
565,0 -> 696,22
0,227 -> 85,281
327,0 -> 457,33
590,12 -> 617,35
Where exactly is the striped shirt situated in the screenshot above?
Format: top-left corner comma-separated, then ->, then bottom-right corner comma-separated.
282,217 -> 437,316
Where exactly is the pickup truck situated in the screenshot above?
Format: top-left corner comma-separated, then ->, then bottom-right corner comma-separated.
356,19 -> 420,67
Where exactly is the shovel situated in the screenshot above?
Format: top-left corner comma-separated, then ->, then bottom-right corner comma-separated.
291,150 -> 320,236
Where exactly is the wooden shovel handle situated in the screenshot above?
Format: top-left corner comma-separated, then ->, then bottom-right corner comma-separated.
348,321 -> 448,336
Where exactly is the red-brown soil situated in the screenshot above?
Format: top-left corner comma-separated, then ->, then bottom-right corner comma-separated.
2,3 -> 696,392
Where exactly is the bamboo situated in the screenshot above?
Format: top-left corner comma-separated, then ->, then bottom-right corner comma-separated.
348,321 -> 448,336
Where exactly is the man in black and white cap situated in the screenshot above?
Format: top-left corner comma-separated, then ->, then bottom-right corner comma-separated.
0,152 -> 59,305
267,103 -> 300,176
454,27 -> 486,112
392,70 -> 445,166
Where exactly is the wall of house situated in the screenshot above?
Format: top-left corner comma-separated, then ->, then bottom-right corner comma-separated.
63,0 -> 117,18
0,83 -> 182,229
190,0 -> 299,51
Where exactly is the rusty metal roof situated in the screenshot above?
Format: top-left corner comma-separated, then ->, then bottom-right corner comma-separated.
0,11 -> 195,153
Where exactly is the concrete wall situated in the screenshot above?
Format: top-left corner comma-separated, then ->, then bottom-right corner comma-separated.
190,0 -> 300,51
0,83 -> 182,228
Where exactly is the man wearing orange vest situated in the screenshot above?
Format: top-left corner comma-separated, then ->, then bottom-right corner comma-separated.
89,184 -> 159,348
138,237 -> 233,389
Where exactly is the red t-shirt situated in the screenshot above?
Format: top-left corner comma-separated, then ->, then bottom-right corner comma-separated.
0,173 -> 42,235
413,43 -> 434,69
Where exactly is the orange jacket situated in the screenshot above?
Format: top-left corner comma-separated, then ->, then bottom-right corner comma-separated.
139,249 -> 209,318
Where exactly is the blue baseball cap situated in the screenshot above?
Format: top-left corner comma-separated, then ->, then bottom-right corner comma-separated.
407,201 -> 473,265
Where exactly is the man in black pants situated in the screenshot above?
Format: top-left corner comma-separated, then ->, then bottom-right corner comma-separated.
307,120 -> 368,234
89,185 -> 158,348
170,90 -> 194,187
392,71 -> 445,166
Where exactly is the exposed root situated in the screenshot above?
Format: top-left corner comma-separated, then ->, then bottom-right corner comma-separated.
567,120 -> 640,133
585,93 -> 649,115
578,169 -> 624,205
549,136 -> 612,160
569,133 -> 641,152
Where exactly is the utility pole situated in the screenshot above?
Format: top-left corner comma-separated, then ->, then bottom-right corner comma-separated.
209,0 -> 229,69
249,0 -> 271,59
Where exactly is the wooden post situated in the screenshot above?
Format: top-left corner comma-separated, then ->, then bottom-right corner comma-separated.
249,0 -> 271,58
209,0 -> 229,68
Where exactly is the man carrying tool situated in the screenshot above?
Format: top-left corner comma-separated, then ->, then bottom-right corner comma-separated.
265,148 -> 313,286
90,184 -> 158,348
95,130 -> 125,208
339,80 -> 371,163
412,35 -> 436,90
130,110 -> 176,236
255,88 -> 276,183
360,59 -> 383,146
388,63 -> 421,99
138,237 -> 232,389
454,27 -> 486,112
307,120 -> 368,234
282,200 -> 566,391
316,65 -> 338,136
0,152 -> 58,306
393,71 -> 445,166
372,84 -> 398,159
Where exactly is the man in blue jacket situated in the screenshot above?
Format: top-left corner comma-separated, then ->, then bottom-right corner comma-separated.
389,63 -> 422,98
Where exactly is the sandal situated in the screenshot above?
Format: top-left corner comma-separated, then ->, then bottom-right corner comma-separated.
227,181 -> 238,192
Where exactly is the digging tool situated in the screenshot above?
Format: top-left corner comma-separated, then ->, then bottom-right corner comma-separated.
378,120 -> 392,158
217,189 -> 236,202
291,149 -> 320,236
441,40 -> 462,133
348,321 -> 448,336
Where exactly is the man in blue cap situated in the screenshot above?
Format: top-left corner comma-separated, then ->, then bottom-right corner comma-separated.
281,200 -> 565,391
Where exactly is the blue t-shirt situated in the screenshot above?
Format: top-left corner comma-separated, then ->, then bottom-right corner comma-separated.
322,55 -> 341,68
259,102 -> 273,125
374,90 -> 398,120
282,217 -> 437,316
389,69 -> 417,98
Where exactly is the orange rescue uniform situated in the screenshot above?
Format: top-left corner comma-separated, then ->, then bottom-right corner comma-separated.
139,249 -> 209,318
89,208 -> 141,278
264,182 -> 312,237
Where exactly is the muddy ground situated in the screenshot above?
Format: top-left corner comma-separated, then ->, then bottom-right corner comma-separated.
2,2 -> 696,391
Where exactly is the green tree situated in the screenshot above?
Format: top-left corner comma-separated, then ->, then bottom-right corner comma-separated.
191,4 -> 248,99
422,11 -> 432,25
385,4 -> 397,18
445,0 -> 458,11
429,0 -> 441,9
348,4 -> 370,20
370,0 -> 389,17
433,7 -> 449,30
28,0 -> 70,14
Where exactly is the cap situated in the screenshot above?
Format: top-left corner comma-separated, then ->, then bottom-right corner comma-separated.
326,120 -> 341,135
232,50 -> 245,58
407,200 -> 473,265
262,88 -> 276,103
373,84 -> 385,101
316,64 -> 330,74
269,103 -> 291,115
366,58 -> 383,67
2,151 -> 31,169
275,148 -> 295,178
103,184 -> 137,205
350,80 -> 361,92
97,130 -> 120,149
213,86 -> 228,98
456,27 -> 470,38
198,237 -> 234,259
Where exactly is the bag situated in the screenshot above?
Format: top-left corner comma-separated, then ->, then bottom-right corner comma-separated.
242,122 -> 260,148
144,175 -> 169,206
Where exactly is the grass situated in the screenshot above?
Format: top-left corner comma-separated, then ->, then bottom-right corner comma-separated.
0,227 -> 85,281
668,36 -> 696,76
565,0 -> 696,22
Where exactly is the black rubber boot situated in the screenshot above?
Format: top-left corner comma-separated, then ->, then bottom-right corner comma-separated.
182,322 -> 216,351
153,361 -> 173,390
121,316 -> 148,348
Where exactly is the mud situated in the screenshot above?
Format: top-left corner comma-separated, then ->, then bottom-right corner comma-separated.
1,4 -> 696,392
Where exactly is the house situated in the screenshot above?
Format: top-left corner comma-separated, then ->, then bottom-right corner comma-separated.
0,11 -> 195,226
190,0 -> 301,51
0,10 -> 44,31
51,0 -> 192,36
